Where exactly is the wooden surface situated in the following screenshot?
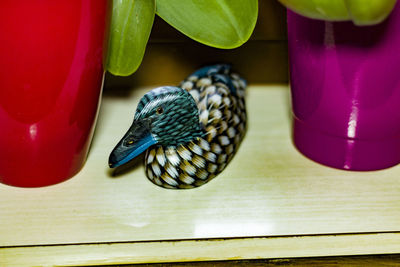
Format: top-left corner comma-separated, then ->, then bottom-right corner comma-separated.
100,254 -> 400,266
1,85 -> 400,266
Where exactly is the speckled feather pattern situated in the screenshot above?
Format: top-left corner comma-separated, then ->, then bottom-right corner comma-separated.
145,67 -> 247,189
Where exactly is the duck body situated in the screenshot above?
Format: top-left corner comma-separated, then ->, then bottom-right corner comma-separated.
109,64 -> 247,189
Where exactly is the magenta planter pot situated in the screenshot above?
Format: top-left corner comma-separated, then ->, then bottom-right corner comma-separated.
287,2 -> 400,171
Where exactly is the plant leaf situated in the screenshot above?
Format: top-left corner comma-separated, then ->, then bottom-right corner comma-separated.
278,0 -> 397,25
344,0 -> 397,25
278,0 -> 349,21
155,0 -> 258,49
106,0 -> 155,76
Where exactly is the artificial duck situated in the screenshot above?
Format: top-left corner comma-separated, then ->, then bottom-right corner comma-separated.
109,64 -> 247,189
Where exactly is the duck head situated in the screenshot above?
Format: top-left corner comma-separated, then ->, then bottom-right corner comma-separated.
109,86 -> 202,168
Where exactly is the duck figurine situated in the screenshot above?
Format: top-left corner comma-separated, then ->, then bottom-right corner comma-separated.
109,64 -> 247,189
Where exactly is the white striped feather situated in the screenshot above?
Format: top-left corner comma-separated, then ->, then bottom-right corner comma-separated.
179,173 -> 195,184
161,172 -> 179,187
165,162 -> 179,178
156,146 -> 166,167
166,147 -> 180,166
177,146 -> 192,161
151,161 -> 161,177
180,160 -> 196,176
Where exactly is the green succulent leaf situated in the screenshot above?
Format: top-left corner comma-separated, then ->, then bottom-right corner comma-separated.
156,0 -> 258,49
278,0 -> 349,21
106,0 -> 155,76
345,0 -> 397,25
278,0 -> 397,26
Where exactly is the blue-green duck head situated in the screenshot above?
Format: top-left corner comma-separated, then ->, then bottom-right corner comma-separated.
109,86 -> 202,168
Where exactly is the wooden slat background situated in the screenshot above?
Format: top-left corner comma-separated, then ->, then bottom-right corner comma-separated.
104,0 -> 288,89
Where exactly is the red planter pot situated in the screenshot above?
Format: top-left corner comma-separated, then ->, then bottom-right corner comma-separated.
0,0 -> 110,187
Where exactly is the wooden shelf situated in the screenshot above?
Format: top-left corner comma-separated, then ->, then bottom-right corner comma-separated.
1,85 -> 400,266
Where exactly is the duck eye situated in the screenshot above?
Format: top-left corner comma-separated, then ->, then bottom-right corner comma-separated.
156,107 -> 164,115
125,138 -> 134,146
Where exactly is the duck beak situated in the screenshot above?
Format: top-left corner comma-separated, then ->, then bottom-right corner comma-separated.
108,119 -> 157,168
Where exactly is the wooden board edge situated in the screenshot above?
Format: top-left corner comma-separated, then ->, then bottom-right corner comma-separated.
2,232 -> 400,267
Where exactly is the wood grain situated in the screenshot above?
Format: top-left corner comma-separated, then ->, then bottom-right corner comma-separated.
1,86 -> 400,266
104,254 -> 400,267
1,233 -> 400,266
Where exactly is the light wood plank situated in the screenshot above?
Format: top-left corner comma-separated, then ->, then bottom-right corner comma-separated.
2,233 -> 400,267
1,86 -> 400,265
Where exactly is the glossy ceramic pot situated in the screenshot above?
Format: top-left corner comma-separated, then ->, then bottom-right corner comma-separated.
287,2 -> 400,171
0,0 -> 109,187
